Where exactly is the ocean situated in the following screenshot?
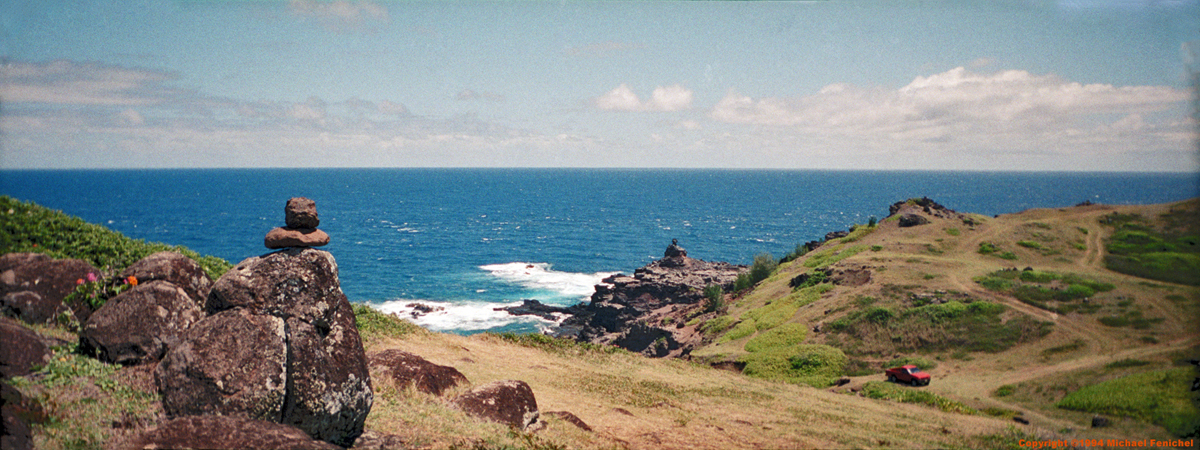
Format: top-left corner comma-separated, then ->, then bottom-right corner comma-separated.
2,169 -> 1197,334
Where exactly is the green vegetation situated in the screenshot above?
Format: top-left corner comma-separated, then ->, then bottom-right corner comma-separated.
743,323 -> 808,353
703,284 -> 724,313
490,332 -> 627,356
738,344 -> 847,387
1104,358 -> 1150,369
354,303 -> 426,342
945,227 -> 960,236
1102,207 -> 1200,286
861,381 -> 977,415
1040,339 -> 1086,357
1056,367 -> 1200,437
734,253 -> 778,291
975,269 -> 1114,313
841,223 -> 877,243
994,385 -> 1015,397
827,300 -> 1052,355
0,196 -> 231,280
803,244 -> 868,269
733,284 -> 831,334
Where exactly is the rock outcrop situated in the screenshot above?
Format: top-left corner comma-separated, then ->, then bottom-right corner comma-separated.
368,350 -> 467,396
119,251 -> 213,308
265,197 -> 330,249
452,380 -> 540,430
558,241 -> 746,357
0,253 -> 100,324
119,415 -> 341,450
159,247 -> 371,447
80,280 -> 204,366
2,382 -> 47,450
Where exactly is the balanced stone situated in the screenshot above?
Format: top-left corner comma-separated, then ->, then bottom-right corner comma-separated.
264,227 -> 330,249
285,197 -> 319,229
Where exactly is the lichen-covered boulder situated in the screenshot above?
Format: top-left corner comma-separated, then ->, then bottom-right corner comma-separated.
0,317 -> 50,379
170,248 -> 371,447
0,255 -> 100,323
368,349 -> 468,396
0,291 -> 70,326
452,380 -> 539,430
119,251 -> 213,308
80,281 -> 203,366
119,415 -> 340,450
156,308 -> 287,422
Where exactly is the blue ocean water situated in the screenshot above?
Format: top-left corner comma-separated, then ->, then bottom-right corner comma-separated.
2,169 -> 1197,334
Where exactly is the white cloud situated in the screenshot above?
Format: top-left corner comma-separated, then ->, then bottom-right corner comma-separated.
594,84 -> 693,112
710,67 -> 1190,157
0,60 -> 184,106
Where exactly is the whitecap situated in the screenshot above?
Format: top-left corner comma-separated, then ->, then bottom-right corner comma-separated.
479,262 -> 617,301
371,299 -> 556,333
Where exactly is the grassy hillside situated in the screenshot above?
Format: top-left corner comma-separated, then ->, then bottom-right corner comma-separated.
4,197 -> 1197,449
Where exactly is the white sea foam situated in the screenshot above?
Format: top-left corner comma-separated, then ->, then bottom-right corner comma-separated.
372,299 -> 558,333
479,262 -> 616,300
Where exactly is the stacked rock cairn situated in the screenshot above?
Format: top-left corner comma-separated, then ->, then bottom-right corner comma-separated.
264,197 -> 330,249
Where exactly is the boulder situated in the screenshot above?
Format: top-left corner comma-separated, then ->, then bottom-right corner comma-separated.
0,253 -> 51,272
80,281 -> 204,366
264,227 -> 330,249
452,380 -> 539,430
0,256 -> 100,323
2,382 -> 47,450
897,214 -> 930,228
119,415 -> 340,450
286,197 -> 320,229
543,411 -> 592,432
119,251 -> 212,307
1091,416 -> 1109,428
0,317 -> 50,379
664,239 -> 686,258
179,248 -> 371,447
1,291 -> 71,326
348,430 -> 409,450
156,308 -> 288,422
368,349 -> 468,396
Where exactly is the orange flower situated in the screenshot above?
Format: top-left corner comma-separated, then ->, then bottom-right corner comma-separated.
127,276 -> 138,286
76,278 -> 84,285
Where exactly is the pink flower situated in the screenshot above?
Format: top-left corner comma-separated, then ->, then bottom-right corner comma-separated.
86,273 -> 97,282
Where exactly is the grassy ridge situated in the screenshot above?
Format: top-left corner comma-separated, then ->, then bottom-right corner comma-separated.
0,196 -> 231,279
1056,367 -> 1200,437
1102,206 -> 1200,286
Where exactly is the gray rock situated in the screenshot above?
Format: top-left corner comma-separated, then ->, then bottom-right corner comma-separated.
156,308 -> 288,422
80,280 -> 203,365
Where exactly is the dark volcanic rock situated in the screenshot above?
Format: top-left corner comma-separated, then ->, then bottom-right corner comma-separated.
543,411 -> 592,432
286,197 -> 320,229
897,213 -> 930,228
0,317 -> 50,378
3,382 -> 47,450
81,280 -> 203,366
561,243 -> 746,357
156,308 -> 288,422
368,349 -> 468,396
496,300 -> 578,322
121,415 -> 340,450
452,380 -> 539,430
0,256 -> 100,323
180,247 -> 371,447
119,251 -> 213,307
664,239 -> 686,258
0,291 -> 68,326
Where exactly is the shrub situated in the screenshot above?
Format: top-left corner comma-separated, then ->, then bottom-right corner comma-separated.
748,253 -> 778,285
703,284 -> 724,312
718,319 -> 758,342
861,381 -> 977,415
994,384 -> 1015,397
353,303 -> 425,341
884,356 -> 937,371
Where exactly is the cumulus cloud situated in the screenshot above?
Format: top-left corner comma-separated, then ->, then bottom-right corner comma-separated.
710,67 -> 1190,154
594,84 -> 693,112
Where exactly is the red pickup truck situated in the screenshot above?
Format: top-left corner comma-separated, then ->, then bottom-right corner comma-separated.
885,365 -> 931,386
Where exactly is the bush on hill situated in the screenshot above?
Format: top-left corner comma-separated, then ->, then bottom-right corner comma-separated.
738,344 -> 847,388
827,300 -> 1051,355
0,196 -> 231,280
1101,207 -> 1200,286
1056,367 -> 1200,437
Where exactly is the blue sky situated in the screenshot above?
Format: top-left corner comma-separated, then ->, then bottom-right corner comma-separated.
2,1 -> 1198,171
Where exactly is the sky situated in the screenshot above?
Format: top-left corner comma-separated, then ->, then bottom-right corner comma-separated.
2,0 -> 1199,171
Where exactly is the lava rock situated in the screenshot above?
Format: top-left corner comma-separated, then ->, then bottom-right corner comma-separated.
286,197 -> 320,229
119,415 -> 340,450
897,214 -> 930,228
368,349 -> 468,396
0,255 -> 101,323
81,280 -> 203,366
119,251 -> 213,308
453,380 -> 540,430
264,227 -> 330,249
0,317 -> 50,379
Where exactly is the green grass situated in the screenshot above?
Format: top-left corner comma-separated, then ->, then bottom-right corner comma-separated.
883,356 -> 937,371
738,284 -> 830,333
803,244 -> 868,269
975,270 -> 1115,313
353,303 -> 427,343
1056,367 -> 1200,437
861,381 -> 977,415
738,344 -> 847,388
743,323 -> 808,353
489,332 -> 628,357
0,196 -> 232,280
1102,207 -> 1200,286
